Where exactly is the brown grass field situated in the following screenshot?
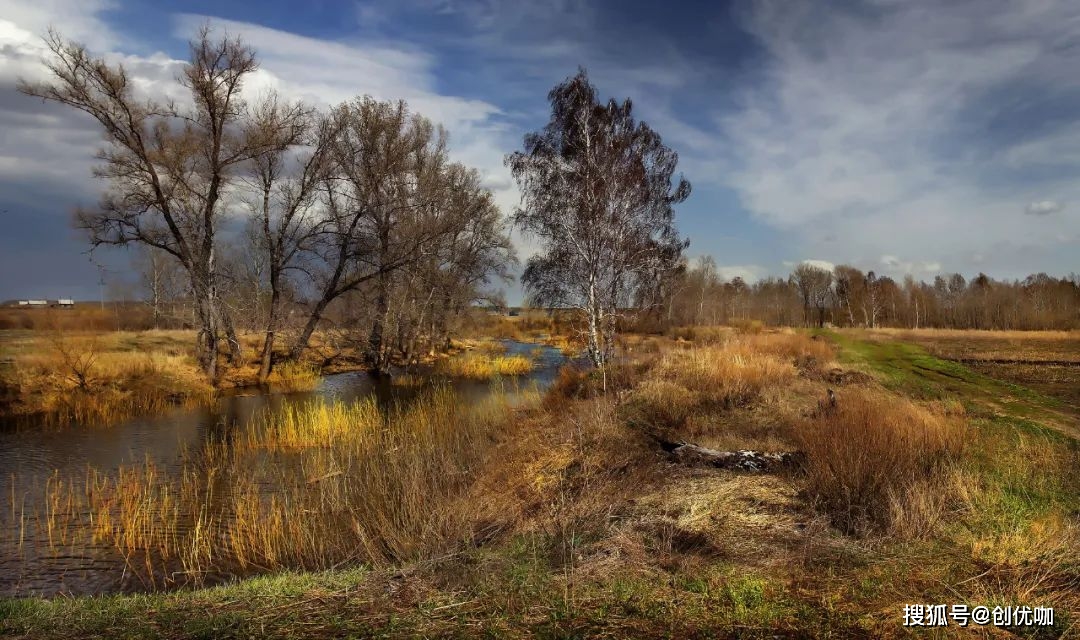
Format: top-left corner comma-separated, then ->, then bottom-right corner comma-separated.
1,326 -> 1078,638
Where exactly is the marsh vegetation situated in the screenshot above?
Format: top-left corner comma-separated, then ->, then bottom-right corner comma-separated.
2,22 -> 1077,640
3,326 -> 1076,638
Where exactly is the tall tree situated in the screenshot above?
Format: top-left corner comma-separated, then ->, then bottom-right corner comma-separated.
20,27 -> 272,381
790,263 -> 833,328
285,99 -> 448,370
506,69 -> 690,369
242,95 -> 331,381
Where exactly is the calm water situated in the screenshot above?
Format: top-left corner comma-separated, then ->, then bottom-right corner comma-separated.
0,341 -> 566,597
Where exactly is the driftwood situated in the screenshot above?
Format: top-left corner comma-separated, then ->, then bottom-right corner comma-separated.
671,444 -> 803,471
660,439 -> 804,472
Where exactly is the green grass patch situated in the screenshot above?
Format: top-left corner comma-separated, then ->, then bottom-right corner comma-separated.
824,331 -> 1070,423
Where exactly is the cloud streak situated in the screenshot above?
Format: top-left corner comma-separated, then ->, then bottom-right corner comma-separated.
1025,200 -> 1064,216
720,0 -> 1080,279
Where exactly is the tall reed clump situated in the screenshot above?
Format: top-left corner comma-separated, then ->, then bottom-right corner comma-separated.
21,386 -> 525,587
240,397 -> 384,451
793,388 -> 968,537
264,360 -> 322,392
437,353 -> 534,379
214,386 -> 521,573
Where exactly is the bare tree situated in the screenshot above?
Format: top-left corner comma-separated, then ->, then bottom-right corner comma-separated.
506,69 -> 690,369
242,95 -> 331,381
284,98 -> 471,372
833,264 -> 865,327
20,27 -> 274,381
132,245 -> 187,328
790,263 -> 833,328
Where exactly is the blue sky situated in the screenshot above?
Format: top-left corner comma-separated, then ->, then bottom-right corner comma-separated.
1,0 -> 1078,302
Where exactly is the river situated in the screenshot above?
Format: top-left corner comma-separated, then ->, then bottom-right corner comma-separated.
0,340 -> 566,597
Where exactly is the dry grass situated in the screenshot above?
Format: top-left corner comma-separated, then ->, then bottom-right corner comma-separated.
666,325 -> 732,344
866,327 -> 1079,343
264,360 -> 321,393
241,396 -> 383,450
793,387 -> 969,536
16,386 -> 534,587
1,330 -> 211,423
650,336 -> 802,408
0,328 -> 368,421
435,353 -> 534,379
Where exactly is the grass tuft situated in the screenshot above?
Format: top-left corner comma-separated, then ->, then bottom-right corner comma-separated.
436,353 -> 534,379
794,388 -> 969,537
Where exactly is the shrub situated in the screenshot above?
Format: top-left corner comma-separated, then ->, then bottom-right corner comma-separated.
793,388 -> 968,536
729,318 -> 764,334
623,378 -> 700,430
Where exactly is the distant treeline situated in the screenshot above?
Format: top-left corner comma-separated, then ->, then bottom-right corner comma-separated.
657,258 -> 1080,331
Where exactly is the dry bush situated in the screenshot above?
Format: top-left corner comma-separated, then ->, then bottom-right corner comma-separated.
729,318 -> 764,334
666,325 -> 731,344
461,395 -> 659,551
623,378 -> 701,430
544,365 -> 591,407
793,388 -> 968,536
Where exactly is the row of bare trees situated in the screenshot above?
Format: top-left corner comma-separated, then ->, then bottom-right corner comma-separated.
663,258 -> 1080,330
22,28 -> 514,381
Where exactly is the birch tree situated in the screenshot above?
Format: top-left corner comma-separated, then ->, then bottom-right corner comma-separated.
506,69 -> 690,369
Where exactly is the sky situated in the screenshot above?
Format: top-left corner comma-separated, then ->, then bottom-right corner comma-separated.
0,0 -> 1078,303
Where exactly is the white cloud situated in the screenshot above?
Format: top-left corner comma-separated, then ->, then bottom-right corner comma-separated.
715,264 -> 766,283
798,259 -> 835,272
880,255 -> 941,276
0,6 -> 522,213
1025,200 -> 1064,215
172,16 -> 520,215
0,0 -> 120,51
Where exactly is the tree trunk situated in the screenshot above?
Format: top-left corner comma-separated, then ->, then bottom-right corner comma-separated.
220,306 -> 243,365
290,294 -> 332,362
193,281 -> 219,382
368,270 -> 390,373
258,279 -> 281,383
664,441 -> 804,472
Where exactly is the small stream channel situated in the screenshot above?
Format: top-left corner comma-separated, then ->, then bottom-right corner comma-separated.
0,341 -> 567,597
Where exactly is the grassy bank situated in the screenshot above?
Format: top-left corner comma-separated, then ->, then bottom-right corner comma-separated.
2,328 -> 1077,638
0,330 -> 546,424
0,330 -> 213,423
0,329 -> 366,423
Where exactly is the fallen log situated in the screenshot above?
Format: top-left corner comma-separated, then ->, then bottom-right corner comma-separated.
667,442 -> 804,472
